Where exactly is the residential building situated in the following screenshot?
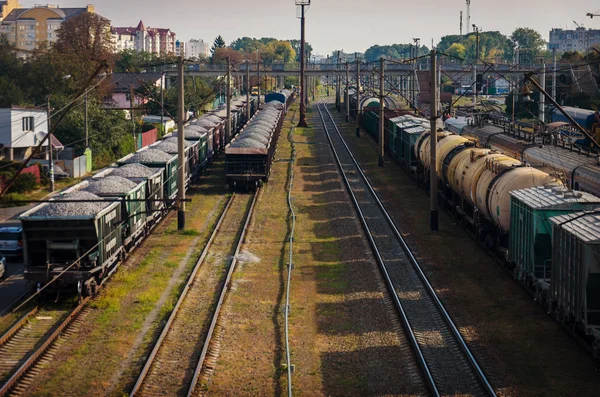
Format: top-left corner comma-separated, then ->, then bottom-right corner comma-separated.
0,107 -> 49,160
112,27 -> 135,52
111,20 -> 176,54
0,4 -> 96,52
186,39 -> 210,59
175,39 -> 184,57
105,73 -> 164,117
0,0 -> 19,22
549,27 -> 600,52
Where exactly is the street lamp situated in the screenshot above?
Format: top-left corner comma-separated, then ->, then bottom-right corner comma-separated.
296,0 -> 310,127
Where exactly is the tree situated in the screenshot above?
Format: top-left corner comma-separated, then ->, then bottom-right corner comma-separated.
211,35 -> 226,57
288,39 -> 312,63
511,28 -> 546,64
212,47 -> 245,64
54,12 -> 115,62
446,43 -> 466,60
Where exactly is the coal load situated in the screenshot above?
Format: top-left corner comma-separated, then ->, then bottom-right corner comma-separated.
33,191 -> 111,217
85,176 -> 137,195
111,164 -> 158,179
124,149 -> 174,164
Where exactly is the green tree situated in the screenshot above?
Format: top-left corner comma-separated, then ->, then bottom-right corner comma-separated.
446,43 -> 466,60
211,35 -> 226,57
511,27 -> 546,64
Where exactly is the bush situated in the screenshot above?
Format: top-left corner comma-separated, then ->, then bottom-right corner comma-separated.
9,173 -> 38,193
0,192 -> 28,208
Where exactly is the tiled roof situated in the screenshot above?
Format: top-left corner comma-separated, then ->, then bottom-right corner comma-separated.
112,27 -> 135,35
110,73 -> 163,92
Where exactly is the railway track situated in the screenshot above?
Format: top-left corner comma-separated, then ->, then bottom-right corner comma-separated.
317,102 -> 496,397
0,299 -> 89,396
131,191 -> 258,397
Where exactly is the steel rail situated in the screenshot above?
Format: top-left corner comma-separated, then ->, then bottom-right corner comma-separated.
320,102 -> 496,396
0,297 -> 90,397
0,306 -> 39,348
186,190 -> 260,397
316,102 -> 440,396
130,193 -> 237,396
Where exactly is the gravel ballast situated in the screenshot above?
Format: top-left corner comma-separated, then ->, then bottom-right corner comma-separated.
111,164 -> 158,179
85,176 -> 137,195
32,191 -> 111,217
124,149 -> 173,164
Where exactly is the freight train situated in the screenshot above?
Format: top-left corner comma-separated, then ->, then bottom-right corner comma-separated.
226,89 -> 295,190
353,98 -> 600,356
20,96 -> 257,298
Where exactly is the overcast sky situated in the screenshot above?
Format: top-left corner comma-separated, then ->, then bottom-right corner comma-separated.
40,0 -> 600,55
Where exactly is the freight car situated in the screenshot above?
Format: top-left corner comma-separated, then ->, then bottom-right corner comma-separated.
225,101 -> 286,190
354,106 -> 600,356
20,95 -> 255,298
461,121 -> 600,199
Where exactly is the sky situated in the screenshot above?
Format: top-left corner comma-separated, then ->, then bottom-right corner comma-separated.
32,0 -> 600,55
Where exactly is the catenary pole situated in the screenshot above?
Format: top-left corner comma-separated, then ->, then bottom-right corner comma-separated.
379,57 -> 385,167
226,57 -> 232,142
430,49 -> 439,232
345,62 -> 350,122
246,61 -> 251,121
356,54 -> 360,137
297,3 -> 308,127
47,95 -> 54,192
177,55 -> 186,230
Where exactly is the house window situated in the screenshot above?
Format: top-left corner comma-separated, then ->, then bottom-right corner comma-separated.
22,116 -> 34,131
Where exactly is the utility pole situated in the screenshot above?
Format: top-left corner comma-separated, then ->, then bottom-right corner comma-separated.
540,60 -> 546,123
378,57 -> 385,167
336,50 -> 341,111
473,25 -> 480,108
84,92 -> 88,148
552,48 -> 557,102
297,0 -> 309,128
160,73 -> 165,133
246,61 -> 251,121
47,96 -> 54,192
226,57 -> 232,142
356,54 -> 361,137
257,58 -> 261,109
130,84 -> 136,150
429,49 -> 439,232
345,62 -> 350,122
177,55 -> 186,230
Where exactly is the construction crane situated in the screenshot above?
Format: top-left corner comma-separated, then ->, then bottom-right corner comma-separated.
587,11 -> 600,18
573,21 -> 584,28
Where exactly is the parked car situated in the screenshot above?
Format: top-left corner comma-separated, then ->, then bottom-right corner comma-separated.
0,227 -> 23,261
41,164 -> 69,180
0,256 -> 6,279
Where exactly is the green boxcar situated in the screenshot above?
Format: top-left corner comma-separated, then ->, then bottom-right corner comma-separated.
20,199 -> 123,287
118,151 -> 178,200
509,186 -> 600,284
401,124 -> 427,170
85,179 -> 147,247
